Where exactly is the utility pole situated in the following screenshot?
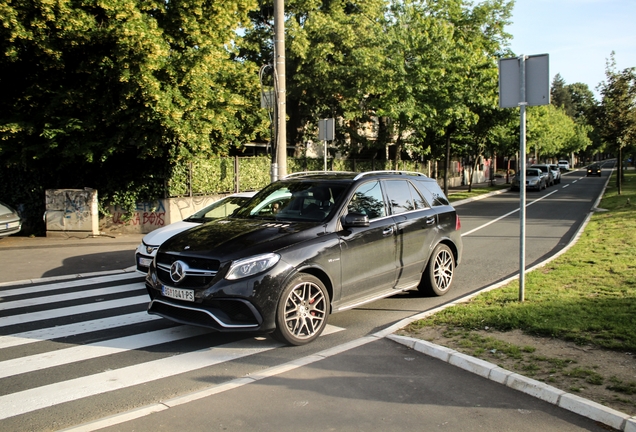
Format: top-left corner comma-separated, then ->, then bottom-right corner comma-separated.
273,0 -> 287,180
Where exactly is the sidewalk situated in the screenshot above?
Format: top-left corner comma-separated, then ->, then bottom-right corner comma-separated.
0,233 -> 143,284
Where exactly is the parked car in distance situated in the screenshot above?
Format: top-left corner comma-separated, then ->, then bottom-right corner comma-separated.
135,192 -> 256,273
511,168 -> 546,191
587,164 -> 602,177
145,171 -> 463,345
530,164 -> 555,187
558,160 -> 570,171
0,201 -> 21,238
549,164 -> 561,184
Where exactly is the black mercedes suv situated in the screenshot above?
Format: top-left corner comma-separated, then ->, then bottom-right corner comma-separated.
145,171 -> 463,345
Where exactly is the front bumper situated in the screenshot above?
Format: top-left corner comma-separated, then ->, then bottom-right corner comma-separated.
147,296 -> 264,331
145,259 -> 294,333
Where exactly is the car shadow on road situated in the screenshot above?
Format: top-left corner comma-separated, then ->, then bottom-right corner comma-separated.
41,250 -> 136,278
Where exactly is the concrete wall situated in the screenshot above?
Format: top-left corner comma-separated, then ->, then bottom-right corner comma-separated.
45,189 -> 99,237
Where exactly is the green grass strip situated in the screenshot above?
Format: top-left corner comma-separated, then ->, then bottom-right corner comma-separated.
410,168 -> 636,351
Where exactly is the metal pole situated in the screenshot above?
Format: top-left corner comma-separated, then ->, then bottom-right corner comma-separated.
324,141 -> 327,171
519,55 -> 527,302
273,0 -> 287,179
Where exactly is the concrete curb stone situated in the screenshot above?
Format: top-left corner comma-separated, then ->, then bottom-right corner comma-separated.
388,334 -> 635,432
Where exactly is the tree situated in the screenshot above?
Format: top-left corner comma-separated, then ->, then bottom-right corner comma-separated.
551,73 -> 574,117
597,53 -> 636,194
432,0 -> 513,194
243,0 -> 390,156
526,105 -> 578,160
0,0 -> 268,229
566,82 -> 597,121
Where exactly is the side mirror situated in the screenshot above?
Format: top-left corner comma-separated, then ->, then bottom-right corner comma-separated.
342,212 -> 369,228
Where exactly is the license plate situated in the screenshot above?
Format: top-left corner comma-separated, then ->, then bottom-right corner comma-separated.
138,256 -> 153,267
162,285 -> 195,302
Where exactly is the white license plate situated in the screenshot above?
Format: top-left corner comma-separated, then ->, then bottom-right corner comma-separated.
138,256 -> 153,267
162,285 -> 195,302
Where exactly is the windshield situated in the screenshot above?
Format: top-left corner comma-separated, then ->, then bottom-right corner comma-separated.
186,196 -> 252,222
526,170 -> 541,177
233,181 -> 347,222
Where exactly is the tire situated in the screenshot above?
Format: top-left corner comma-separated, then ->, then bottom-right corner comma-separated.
271,274 -> 329,345
418,243 -> 455,296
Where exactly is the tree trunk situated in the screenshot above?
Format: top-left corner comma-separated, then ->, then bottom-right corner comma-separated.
617,147 -> 623,195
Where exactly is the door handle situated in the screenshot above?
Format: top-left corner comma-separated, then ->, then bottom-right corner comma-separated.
383,227 -> 394,236
425,217 -> 436,225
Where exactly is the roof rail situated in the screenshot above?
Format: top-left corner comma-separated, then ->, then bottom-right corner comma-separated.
352,170 -> 427,181
283,171 -> 354,179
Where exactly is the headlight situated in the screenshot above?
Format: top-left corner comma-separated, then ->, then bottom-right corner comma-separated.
226,253 -> 281,280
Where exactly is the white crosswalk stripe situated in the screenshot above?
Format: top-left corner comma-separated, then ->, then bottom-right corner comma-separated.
0,282 -> 144,311
0,325 -> 213,379
0,273 -> 344,426
0,312 -> 161,349
0,339 -> 281,420
0,295 -> 148,327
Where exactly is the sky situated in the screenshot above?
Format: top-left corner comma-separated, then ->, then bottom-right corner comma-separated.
506,0 -> 636,99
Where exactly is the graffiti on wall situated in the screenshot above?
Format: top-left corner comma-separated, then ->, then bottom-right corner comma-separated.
110,201 -> 167,228
45,189 -> 98,233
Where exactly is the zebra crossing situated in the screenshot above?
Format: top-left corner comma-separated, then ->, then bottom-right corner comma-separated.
0,273 -> 310,429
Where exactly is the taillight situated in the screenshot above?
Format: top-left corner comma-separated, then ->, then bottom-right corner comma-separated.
456,215 -> 461,231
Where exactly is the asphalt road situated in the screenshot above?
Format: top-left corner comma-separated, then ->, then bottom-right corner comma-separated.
0,164 -> 618,431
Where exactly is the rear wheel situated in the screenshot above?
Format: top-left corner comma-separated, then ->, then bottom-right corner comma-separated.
418,243 -> 455,296
272,274 -> 329,345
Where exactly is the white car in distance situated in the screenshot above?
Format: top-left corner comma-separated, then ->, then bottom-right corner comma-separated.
135,192 -> 256,273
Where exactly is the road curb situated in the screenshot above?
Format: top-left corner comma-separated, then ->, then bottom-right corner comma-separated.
388,334 -> 635,431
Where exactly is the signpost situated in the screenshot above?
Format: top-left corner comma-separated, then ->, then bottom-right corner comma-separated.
498,54 -> 549,301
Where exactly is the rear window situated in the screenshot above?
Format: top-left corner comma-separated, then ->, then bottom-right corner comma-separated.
414,180 -> 450,207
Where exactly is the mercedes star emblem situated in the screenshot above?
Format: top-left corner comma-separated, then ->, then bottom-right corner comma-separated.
169,260 -> 188,283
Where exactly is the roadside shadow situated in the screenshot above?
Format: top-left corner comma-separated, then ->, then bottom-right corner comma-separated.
41,250 -> 136,278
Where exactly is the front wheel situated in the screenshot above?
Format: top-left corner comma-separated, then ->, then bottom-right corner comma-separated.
418,243 -> 455,296
271,274 -> 329,346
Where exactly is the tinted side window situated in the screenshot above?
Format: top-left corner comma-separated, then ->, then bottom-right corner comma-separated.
347,181 -> 386,219
384,180 -> 428,215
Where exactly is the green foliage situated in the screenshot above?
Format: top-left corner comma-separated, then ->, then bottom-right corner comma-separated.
551,74 -> 575,117
527,104 -> 581,158
0,0 -> 269,229
597,53 -> 636,157
238,156 -> 273,191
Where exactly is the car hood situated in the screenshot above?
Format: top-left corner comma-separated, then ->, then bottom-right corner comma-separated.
0,202 -> 19,222
142,220 -> 199,247
160,217 -> 325,261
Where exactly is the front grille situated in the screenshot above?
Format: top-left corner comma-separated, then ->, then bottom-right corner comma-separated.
156,252 -> 221,288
